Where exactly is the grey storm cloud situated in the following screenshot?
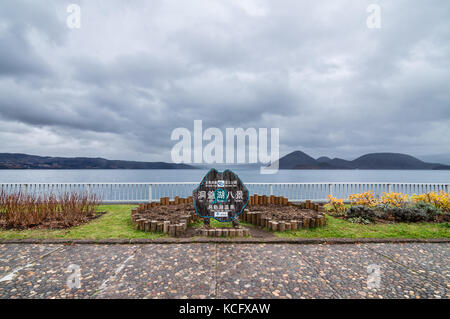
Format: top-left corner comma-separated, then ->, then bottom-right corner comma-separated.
0,0 -> 449,163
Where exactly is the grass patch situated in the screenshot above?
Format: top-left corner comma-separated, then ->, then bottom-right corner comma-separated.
275,215 -> 450,239
0,205 -> 448,240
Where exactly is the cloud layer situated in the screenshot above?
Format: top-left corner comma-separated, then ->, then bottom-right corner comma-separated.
0,0 -> 449,163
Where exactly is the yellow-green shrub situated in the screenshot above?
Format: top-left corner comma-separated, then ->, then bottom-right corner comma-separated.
324,195 -> 346,216
380,192 -> 409,207
411,191 -> 449,212
348,191 -> 378,207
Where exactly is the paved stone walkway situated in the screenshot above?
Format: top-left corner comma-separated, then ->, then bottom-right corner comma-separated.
0,243 -> 448,299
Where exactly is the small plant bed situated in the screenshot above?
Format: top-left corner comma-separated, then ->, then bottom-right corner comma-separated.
326,191 -> 450,225
242,207 -> 325,231
0,190 -> 102,230
243,198 -> 326,231
131,201 -> 201,237
132,199 -> 252,237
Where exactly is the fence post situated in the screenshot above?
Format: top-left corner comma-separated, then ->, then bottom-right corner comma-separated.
328,183 -> 333,197
87,184 -> 90,197
148,184 -> 152,203
269,184 -> 273,196
387,183 -> 392,193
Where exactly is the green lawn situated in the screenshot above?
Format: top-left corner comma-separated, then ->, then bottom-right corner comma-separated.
0,205 -> 448,240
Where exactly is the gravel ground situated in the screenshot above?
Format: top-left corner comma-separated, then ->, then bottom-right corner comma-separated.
0,243 -> 448,299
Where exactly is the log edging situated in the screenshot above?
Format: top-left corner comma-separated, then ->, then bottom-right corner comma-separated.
241,199 -> 326,232
195,227 -> 250,237
131,198 -> 199,237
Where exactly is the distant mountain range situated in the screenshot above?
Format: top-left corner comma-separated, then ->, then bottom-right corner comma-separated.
1,151 -> 449,170
0,153 -> 195,169
275,151 -> 450,170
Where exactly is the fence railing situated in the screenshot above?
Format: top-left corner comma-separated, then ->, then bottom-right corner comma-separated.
0,182 -> 448,203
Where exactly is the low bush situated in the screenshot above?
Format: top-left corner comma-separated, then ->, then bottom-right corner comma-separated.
0,190 -> 101,229
346,205 -> 379,222
344,203 -> 446,223
374,203 -> 391,212
388,207 -> 429,222
410,201 -> 442,219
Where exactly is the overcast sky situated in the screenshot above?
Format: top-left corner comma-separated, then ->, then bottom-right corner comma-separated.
0,0 -> 449,164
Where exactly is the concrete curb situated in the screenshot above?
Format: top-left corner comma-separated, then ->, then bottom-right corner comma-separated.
1,237 -> 449,245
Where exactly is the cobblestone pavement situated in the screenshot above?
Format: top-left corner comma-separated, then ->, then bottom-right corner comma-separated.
0,243 -> 448,299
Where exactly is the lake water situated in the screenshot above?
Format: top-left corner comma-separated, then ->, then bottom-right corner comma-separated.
0,169 -> 449,183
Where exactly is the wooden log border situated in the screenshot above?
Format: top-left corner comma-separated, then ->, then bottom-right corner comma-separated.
240,199 -> 327,232
195,227 -> 250,237
240,211 -> 326,231
131,197 -> 199,237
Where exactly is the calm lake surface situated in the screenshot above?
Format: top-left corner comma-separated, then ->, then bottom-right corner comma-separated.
0,169 -> 449,183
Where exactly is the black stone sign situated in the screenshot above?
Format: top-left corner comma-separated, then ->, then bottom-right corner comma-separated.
193,169 -> 249,223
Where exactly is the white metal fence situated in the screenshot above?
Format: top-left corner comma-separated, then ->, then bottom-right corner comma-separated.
0,182 -> 448,203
